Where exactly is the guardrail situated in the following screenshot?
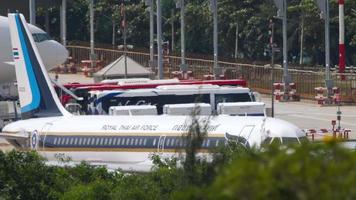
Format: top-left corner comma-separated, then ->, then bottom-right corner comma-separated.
67,45 -> 356,102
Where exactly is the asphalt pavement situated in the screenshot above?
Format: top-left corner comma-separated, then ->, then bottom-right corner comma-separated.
262,95 -> 356,139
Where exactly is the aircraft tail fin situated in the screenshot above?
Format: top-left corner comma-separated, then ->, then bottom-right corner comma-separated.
8,13 -> 71,119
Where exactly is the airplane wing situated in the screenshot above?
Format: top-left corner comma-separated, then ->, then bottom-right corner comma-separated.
0,132 -> 28,140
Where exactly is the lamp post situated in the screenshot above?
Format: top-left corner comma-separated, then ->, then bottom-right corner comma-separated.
61,0 -> 67,46
112,5 -> 119,46
157,0 -> 163,79
270,20 -> 275,118
176,0 -> 187,73
210,0 -> 219,79
273,0 -> 291,86
120,2 -> 128,78
29,0 -> 36,25
145,0 -> 155,73
314,0 -> 333,99
234,23 -> 238,60
338,0 -> 345,77
89,0 -> 96,73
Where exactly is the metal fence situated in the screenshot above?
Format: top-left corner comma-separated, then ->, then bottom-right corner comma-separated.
67,46 -> 356,102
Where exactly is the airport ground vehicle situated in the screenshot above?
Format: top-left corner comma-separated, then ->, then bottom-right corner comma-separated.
55,79 -> 248,113
88,85 -> 255,114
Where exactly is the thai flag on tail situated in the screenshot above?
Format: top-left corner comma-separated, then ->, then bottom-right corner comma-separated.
13,48 -> 19,59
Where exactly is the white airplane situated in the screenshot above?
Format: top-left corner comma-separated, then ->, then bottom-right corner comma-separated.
0,13 -> 305,172
0,15 -> 68,84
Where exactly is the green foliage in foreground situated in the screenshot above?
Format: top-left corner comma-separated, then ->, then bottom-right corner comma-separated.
0,142 -> 355,200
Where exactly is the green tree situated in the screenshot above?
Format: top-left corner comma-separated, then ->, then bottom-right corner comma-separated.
175,142 -> 356,200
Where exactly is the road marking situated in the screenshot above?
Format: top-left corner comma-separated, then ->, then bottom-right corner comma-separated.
289,114 -> 356,127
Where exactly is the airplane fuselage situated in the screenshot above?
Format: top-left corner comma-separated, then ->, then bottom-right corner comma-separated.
0,16 -> 68,84
2,115 -> 304,171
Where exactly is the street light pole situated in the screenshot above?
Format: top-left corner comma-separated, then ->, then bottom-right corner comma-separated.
213,0 -> 218,78
157,0 -> 163,79
89,0 -> 95,72
314,0 -> 334,99
325,0 -> 332,97
122,3 -> 128,78
338,0 -> 346,76
177,0 -> 186,73
234,23 -> 238,60
61,0 -> 67,46
112,6 -> 117,47
270,20 -> 275,118
29,0 -> 36,25
180,0 -> 185,67
210,0 -> 219,79
149,0 -> 155,73
171,9 -> 175,52
282,0 -> 290,84
145,0 -> 155,73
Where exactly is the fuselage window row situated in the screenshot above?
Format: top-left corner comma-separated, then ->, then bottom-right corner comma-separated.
41,135 -> 226,149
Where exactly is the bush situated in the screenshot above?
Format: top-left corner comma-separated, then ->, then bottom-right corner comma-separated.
174,142 -> 356,200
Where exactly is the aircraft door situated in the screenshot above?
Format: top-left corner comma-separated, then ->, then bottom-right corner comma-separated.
239,125 -> 255,140
157,135 -> 166,152
30,130 -> 39,150
226,125 -> 255,148
40,122 -> 53,151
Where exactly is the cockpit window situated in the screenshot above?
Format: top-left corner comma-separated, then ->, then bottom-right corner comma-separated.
281,137 -> 300,144
32,33 -> 51,43
263,137 -> 308,145
262,137 -> 282,145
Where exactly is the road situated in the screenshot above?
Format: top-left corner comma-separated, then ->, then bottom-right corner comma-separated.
262,95 -> 356,139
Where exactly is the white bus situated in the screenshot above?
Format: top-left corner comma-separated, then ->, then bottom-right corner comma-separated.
88,84 -> 256,115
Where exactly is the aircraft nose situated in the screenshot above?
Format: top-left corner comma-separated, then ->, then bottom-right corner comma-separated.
37,40 -> 68,71
52,40 -> 69,67
265,118 -> 304,138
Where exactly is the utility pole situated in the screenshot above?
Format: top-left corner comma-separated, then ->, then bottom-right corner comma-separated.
61,0 -> 67,46
157,0 -> 163,79
273,0 -> 291,85
176,0 -> 187,73
314,0 -> 333,98
338,0 -> 346,77
29,0 -> 36,25
112,5 -> 117,46
89,0 -> 96,73
234,23 -> 238,60
112,18 -> 116,46
145,0 -> 155,74
325,0 -> 331,84
282,0 -> 290,84
171,9 -> 175,52
210,0 -> 219,79
270,20 -> 275,118
299,13 -> 304,65
121,2 -> 128,78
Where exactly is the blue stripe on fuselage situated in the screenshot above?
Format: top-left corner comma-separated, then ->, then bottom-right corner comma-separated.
15,15 -> 41,113
94,92 -> 123,105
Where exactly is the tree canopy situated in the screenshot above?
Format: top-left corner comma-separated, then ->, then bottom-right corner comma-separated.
36,0 -> 356,66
